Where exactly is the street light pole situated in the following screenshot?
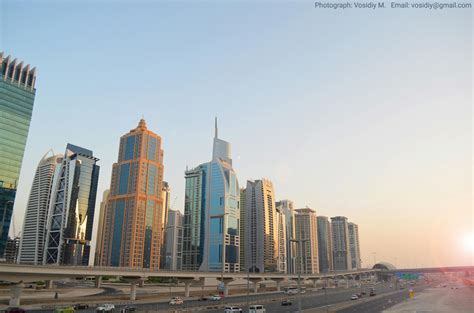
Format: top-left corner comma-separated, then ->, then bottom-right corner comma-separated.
290,238 -> 309,313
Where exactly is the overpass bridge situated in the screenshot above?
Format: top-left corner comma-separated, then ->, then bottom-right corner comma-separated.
0,264 -> 378,306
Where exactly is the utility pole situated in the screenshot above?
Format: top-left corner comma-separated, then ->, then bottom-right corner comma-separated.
291,238 -> 309,313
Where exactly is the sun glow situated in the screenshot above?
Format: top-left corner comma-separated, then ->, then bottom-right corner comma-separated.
463,232 -> 474,252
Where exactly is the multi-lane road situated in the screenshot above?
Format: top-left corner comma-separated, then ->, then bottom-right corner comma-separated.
29,282 -> 430,313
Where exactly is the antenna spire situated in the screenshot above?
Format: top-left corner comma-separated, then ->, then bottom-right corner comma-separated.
214,116 -> 218,138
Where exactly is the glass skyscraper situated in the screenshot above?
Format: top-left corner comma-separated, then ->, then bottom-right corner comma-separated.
100,119 -> 165,269
0,53 -> 37,258
43,144 -> 99,265
182,119 -> 240,272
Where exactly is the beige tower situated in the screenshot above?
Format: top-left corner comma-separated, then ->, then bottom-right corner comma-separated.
295,207 -> 319,274
101,119 -> 164,269
244,178 -> 280,272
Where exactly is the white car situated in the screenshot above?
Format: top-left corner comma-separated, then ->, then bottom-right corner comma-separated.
210,295 -> 223,301
96,304 -> 115,312
249,305 -> 266,313
169,297 -> 183,305
351,294 -> 358,300
224,307 -> 243,313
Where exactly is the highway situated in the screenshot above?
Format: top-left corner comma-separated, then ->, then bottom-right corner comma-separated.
27,282 -> 430,313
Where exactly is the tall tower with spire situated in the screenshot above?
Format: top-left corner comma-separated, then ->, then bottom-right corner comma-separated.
182,118 -> 240,272
100,119 -> 165,269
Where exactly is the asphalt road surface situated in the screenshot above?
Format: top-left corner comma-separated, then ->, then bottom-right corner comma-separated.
28,283 -> 429,313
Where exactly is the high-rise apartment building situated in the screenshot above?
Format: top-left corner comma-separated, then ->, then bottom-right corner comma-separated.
43,144 -> 99,265
276,206 -> 287,273
239,188 -> 246,271
100,119 -> 164,269
294,208 -> 319,274
94,189 -> 110,266
18,151 -> 62,265
5,236 -> 19,263
348,222 -> 361,269
331,216 -> 351,271
276,200 -> 296,274
0,53 -> 37,258
244,179 -> 280,273
182,119 -> 240,272
317,216 -> 333,273
160,181 -> 171,268
182,166 -> 205,271
163,209 -> 183,270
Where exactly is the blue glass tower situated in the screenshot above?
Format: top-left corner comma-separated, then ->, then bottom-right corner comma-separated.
183,118 -> 240,272
0,53 -> 37,258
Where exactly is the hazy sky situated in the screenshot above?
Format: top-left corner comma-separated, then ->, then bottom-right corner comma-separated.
1,0 -> 472,268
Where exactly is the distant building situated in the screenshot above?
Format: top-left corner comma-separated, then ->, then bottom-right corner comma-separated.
317,216 -> 333,273
43,144 -> 100,265
160,182 -> 171,268
294,207 -> 319,274
182,118 -> 240,272
100,119 -> 165,269
18,151 -> 62,265
182,166 -> 205,271
94,189 -> 110,266
276,206 -> 287,273
276,200 -> 296,274
239,188 -> 246,271
0,53 -> 37,258
348,222 -> 361,269
244,179 -> 279,273
163,209 -> 183,270
331,216 -> 351,271
5,236 -> 19,263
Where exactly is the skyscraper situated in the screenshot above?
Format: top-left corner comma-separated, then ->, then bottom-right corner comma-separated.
275,206 -> 287,273
163,209 -> 183,270
331,216 -> 351,271
18,151 -> 62,265
182,166 -> 205,271
244,179 -> 279,273
317,216 -> 333,273
348,222 -> 361,269
182,119 -> 240,272
294,207 -> 319,274
276,200 -> 296,274
43,144 -> 99,265
0,53 -> 37,258
160,181 -> 171,268
239,188 -> 246,271
100,119 -> 164,269
94,189 -> 110,266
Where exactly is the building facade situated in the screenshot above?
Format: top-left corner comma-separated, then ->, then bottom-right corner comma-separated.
317,216 -> 333,273
0,53 -> 37,258
18,151 -> 62,265
94,189 -> 110,266
244,179 -> 279,273
182,119 -> 240,272
43,144 -> 99,265
276,206 -> 287,273
294,208 -> 319,274
239,188 -> 246,271
276,200 -> 296,274
182,166 -> 205,271
348,222 -> 361,269
163,209 -> 183,270
331,216 -> 351,271
100,119 -> 165,269
159,181 -> 171,268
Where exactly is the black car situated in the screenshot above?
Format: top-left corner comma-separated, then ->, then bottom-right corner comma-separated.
370,291 -> 376,296
281,299 -> 292,306
74,304 -> 89,310
121,305 -> 136,313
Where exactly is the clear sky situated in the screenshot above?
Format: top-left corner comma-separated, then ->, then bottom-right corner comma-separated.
1,0 -> 472,268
